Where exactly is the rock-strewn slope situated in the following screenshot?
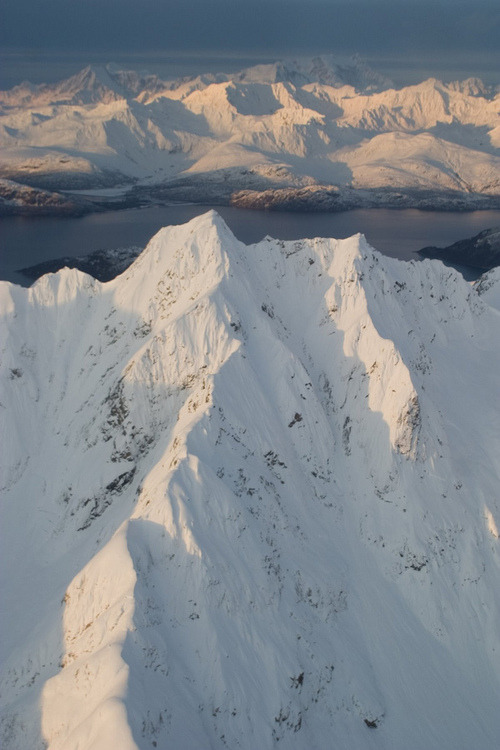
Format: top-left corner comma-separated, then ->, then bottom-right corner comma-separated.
0,178 -> 90,216
1,212 -> 499,749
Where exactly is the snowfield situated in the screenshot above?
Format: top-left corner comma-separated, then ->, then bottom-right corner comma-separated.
0,56 -> 499,211
1,212 -> 500,749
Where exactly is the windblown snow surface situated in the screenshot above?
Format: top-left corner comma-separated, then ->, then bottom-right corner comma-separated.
1,212 -> 500,749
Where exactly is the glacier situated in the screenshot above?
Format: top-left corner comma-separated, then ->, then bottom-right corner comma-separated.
0,211 -> 499,749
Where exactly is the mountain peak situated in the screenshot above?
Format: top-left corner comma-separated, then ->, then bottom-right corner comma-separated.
237,54 -> 393,91
2,214 -> 500,749
60,64 -> 128,103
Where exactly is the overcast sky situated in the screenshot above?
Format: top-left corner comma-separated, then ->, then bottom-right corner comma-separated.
1,0 -> 498,86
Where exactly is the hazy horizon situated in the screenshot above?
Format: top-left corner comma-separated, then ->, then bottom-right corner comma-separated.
0,48 -> 498,91
1,0 -> 498,89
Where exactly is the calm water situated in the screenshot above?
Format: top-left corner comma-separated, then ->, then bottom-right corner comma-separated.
2,205 -> 500,286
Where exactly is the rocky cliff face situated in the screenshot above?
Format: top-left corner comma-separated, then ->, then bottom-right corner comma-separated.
1,212 -> 499,749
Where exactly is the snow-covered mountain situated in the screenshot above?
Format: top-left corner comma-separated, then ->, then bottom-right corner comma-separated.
419,226 -> 500,271
1,212 -> 499,749
1,56 -> 499,211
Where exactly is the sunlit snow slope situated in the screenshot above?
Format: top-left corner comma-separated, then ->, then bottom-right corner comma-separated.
1,212 -> 500,749
1,56 -> 499,209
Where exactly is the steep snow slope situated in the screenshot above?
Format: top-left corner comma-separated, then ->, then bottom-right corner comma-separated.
0,57 -> 498,207
1,212 -> 499,749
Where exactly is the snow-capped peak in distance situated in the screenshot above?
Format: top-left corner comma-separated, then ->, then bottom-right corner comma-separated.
0,56 -> 499,212
447,76 -> 493,97
235,54 -> 393,91
63,64 -> 126,101
0,63 -> 168,108
1,212 -> 500,749
0,64 -> 123,107
0,54 -> 392,108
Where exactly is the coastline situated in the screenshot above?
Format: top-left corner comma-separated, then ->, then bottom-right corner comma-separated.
2,178 -> 500,218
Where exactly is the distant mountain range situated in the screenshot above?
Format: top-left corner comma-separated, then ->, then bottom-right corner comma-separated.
1,56 -> 499,214
2,212 -> 500,749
